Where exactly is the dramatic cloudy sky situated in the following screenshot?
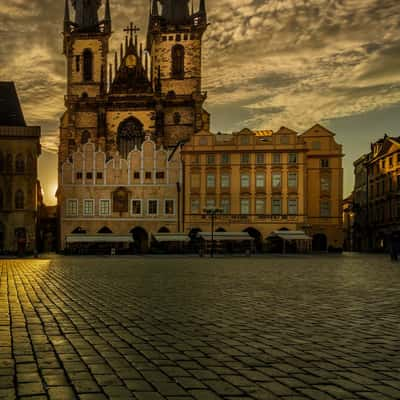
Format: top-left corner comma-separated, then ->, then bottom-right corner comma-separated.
1,0 -> 400,204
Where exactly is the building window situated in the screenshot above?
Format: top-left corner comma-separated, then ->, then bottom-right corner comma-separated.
241,174 -> 250,189
389,157 -> 393,167
221,153 -> 230,165
256,199 -> 265,214
272,153 -> 281,164
193,154 -> 200,165
191,199 -> 200,213
0,153 -> 4,172
240,136 -> 250,145
221,174 -> 230,189
280,135 -> 289,144
320,201 -> 331,217
75,55 -> 80,72
165,200 -> 174,215
6,154 -> 12,171
15,154 -> 25,174
288,172 -> 298,190
156,171 -> 165,179
321,176 -> 330,192
148,200 -> 158,215
207,174 -> 216,188
241,153 -> 250,164
86,172 -> 93,180
145,172 -> 152,180
76,172 -> 83,180
240,199 -> 250,214
96,172 -> 103,180
83,199 -> 94,216
288,199 -> 298,215
81,130 -> 90,145
191,174 -> 200,189
117,117 -> 145,159
312,141 -> 320,150
256,173 -> 265,188
221,198 -> 230,214
99,200 -> 111,216
321,159 -> 329,168
15,190 -> 24,210
172,44 -> 185,79
132,200 -> 142,215
206,198 -> 216,209
134,171 -> 140,180
206,154 -> 215,165
288,153 -> 297,164
272,172 -> 281,189
66,199 -> 78,217
83,49 -> 93,82
256,153 -> 265,164
272,198 -> 282,215
173,112 -> 181,124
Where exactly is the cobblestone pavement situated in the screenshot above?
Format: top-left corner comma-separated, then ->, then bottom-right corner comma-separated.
1,254 -> 400,400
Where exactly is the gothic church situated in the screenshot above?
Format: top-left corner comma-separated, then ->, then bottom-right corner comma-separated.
58,0 -> 208,251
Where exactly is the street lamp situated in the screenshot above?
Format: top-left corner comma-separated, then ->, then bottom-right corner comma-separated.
203,207 -> 223,257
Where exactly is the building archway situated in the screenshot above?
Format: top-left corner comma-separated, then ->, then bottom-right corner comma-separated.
158,227 -> 170,233
130,227 -> 149,254
98,226 -> 112,234
312,233 -> 327,251
243,227 -> 262,252
188,228 -> 201,240
71,227 -> 86,234
216,227 -> 226,232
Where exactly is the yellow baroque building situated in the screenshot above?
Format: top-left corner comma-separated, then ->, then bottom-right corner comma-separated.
181,125 -> 344,251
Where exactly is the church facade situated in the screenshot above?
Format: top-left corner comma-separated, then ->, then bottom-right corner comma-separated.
58,0 -> 208,251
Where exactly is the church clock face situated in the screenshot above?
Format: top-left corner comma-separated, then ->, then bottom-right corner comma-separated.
126,55 -> 137,69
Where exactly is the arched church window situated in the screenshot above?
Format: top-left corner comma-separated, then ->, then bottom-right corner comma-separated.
15,154 -> 25,174
172,45 -> 185,79
15,190 -> 24,210
81,130 -> 90,145
83,49 -> 93,82
117,117 -> 145,159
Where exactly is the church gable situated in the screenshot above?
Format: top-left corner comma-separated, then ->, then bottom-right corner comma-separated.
110,26 -> 152,95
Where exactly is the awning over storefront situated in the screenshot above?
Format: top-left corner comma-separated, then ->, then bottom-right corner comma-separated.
270,231 -> 311,241
66,234 -> 134,244
153,234 -> 190,243
197,232 -> 254,241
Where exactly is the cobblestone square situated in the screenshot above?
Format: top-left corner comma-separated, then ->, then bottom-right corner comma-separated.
0,254 -> 399,399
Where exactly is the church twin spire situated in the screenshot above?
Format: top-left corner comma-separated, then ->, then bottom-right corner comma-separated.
64,0 -> 111,34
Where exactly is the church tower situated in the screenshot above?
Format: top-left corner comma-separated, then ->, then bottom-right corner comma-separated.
60,0 -> 110,164
147,0 -> 209,138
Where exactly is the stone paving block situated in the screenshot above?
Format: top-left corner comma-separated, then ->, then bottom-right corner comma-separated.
189,389 -> 223,400
48,386 -> 77,400
0,388 -> 15,400
124,379 -> 154,391
17,382 -> 45,396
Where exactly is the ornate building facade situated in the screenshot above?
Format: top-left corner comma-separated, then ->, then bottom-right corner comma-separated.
182,125 -> 344,251
57,0 -> 344,253
0,82 -> 41,254
58,0 -> 207,251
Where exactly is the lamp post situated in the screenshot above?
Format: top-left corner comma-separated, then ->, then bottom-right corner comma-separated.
203,207 -> 223,257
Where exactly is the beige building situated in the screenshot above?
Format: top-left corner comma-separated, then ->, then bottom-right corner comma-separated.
182,124 -> 344,251
0,82 -> 41,254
